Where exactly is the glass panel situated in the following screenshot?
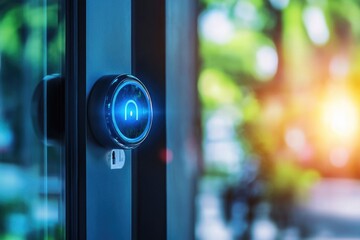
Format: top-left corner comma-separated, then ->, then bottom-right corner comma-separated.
196,0 -> 360,239
0,0 -> 65,239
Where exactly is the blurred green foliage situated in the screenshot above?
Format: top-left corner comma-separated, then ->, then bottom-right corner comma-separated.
200,32 -> 275,83
0,1 -> 64,239
199,0 -> 360,203
198,68 -> 243,109
0,3 -> 63,70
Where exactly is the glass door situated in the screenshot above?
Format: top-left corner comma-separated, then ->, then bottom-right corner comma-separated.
0,0 -> 65,239
1,0 -> 171,239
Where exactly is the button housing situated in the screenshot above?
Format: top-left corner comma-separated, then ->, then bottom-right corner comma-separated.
88,74 -> 153,149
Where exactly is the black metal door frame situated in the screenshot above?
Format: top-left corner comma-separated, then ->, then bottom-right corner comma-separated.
132,0 -> 167,239
64,0 -> 86,239
64,0 -> 167,239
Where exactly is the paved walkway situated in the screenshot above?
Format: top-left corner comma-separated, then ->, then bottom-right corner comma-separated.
196,179 -> 360,240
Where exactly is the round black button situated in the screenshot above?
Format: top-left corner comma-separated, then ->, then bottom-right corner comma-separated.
88,74 -> 153,149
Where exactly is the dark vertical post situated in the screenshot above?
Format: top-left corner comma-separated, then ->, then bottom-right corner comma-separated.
64,0 -> 87,239
132,0 -> 167,239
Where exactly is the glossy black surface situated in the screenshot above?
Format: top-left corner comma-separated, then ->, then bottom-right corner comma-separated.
88,75 -> 152,149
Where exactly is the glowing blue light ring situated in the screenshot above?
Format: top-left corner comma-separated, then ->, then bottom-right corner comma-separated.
111,79 -> 152,144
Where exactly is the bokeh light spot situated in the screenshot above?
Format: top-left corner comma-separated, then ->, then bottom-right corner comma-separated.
199,8 -> 234,44
303,7 -> 329,46
269,0 -> 290,10
330,147 -> 349,168
159,148 -> 173,164
285,128 -> 306,152
255,46 -> 278,81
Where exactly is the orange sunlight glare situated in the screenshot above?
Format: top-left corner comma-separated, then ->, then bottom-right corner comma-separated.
322,97 -> 359,141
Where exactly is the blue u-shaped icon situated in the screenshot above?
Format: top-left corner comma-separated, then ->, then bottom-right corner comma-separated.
124,100 -> 139,120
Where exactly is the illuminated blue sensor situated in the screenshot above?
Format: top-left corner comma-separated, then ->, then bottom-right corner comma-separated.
124,100 -> 139,120
111,77 -> 152,146
88,74 -> 152,149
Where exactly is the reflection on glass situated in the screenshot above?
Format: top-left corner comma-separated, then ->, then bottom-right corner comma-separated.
0,1 -> 64,239
197,0 -> 360,239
